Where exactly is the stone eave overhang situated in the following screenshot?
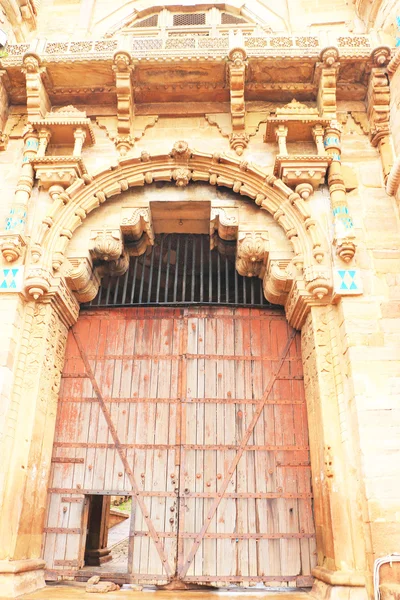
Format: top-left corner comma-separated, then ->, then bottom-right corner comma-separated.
1,39 -> 394,106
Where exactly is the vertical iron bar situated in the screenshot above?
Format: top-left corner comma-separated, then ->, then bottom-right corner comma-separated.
243,271 -> 247,305
96,283 -> 103,306
200,235 -> 204,302
225,255 -> 229,304
217,249 -> 221,304
209,243 -> 212,303
164,235 -> 172,303
147,243 -> 156,303
191,235 -> 196,302
250,276 -> 255,306
260,280 -> 265,305
156,235 -> 164,304
173,236 -> 180,303
182,235 -> 188,302
138,251 -> 146,304
113,272 -> 120,305
121,260 -> 130,305
105,277 -> 112,305
234,263 -> 238,305
130,255 -> 139,304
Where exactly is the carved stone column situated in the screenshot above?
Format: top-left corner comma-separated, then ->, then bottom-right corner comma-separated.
73,127 -> 86,157
0,127 -> 39,263
275,125 -> 288,155
324,122 -> 356,262
0,283 -> 78,597
302,305 -> 369,600
36,127 -> 51,158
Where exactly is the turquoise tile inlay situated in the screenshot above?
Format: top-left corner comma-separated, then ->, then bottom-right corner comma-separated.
0,267 -> 24,292
5,207 -> 27,231
334,268 -> 362,295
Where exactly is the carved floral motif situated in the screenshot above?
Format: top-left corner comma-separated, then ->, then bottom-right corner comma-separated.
236,231 -> 269,278
89,229 -> 123,262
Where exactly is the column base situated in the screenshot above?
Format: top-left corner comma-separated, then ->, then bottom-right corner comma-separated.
0,559 -> 45,598
84,547 -> 112,567
311,567 -> 368,600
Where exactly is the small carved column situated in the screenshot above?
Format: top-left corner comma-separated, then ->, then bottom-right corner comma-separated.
275,125 -> 288,155
228,47 -> 248,156
312,124 -> 326,155
73,127 -> 86,157
37,127 -> 51,157
324,122 -> 356,262
0,127 -> 39,262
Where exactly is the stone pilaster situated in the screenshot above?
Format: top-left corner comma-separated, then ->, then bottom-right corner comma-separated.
302,305 -> 370,600
0,283 -> 78,597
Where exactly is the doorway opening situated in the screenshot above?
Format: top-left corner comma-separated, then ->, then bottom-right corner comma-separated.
81,495 -> 129,576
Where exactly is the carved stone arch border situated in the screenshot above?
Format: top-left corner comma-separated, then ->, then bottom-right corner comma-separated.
24,141 -> 333,329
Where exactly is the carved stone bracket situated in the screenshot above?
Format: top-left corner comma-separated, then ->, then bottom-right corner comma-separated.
31,156 -> 88,189
89,229 -> 124,262
263,259 -> 294,306
228,47 -> 248,155
120,207 -> 154,256
0,233 -> 26,263
316,47 -> 339,119
64,256 -> 101,303
274,155 -> 332,190
21,53 -> 50,120
367,59 -> 393,183
113,51 -> 135,156
210,208 -> 239,249
236,231 -> 269,278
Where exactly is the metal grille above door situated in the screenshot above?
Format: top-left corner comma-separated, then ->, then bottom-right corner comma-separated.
85,234 -> 272,309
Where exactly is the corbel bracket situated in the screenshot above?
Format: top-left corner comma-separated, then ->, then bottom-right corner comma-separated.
65,256 -> 101,303
120,207 -> 155,255
113,51 -> 135,156
236,230 -> 269,278
21,53 -> 51,120
367,47 -> 393,183
210,207 -> 239,249
228,47 -> 248,156
315,47 -> 339,119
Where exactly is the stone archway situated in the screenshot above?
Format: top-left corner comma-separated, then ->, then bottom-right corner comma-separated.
0,144 -> 370,600
24,141 -> 333,329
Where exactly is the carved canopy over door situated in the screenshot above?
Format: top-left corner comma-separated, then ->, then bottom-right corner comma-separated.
43,305 -> 316,586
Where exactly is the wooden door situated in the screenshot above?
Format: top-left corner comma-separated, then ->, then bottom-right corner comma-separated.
43,306 -> 316,587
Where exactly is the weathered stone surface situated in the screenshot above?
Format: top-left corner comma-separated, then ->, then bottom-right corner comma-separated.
86,581 -> 120,593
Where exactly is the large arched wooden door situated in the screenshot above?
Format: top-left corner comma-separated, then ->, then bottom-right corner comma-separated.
43,306 -> 315,586
43,234 -> 316,586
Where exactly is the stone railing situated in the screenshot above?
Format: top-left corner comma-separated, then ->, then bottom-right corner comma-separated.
1,32 -> 391,64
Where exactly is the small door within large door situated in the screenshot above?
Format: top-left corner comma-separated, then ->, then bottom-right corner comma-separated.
43,306 -> 316,586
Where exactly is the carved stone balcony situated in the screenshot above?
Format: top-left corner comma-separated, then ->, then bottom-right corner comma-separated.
30,106 -> 94,189
265,100 -> 332,192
